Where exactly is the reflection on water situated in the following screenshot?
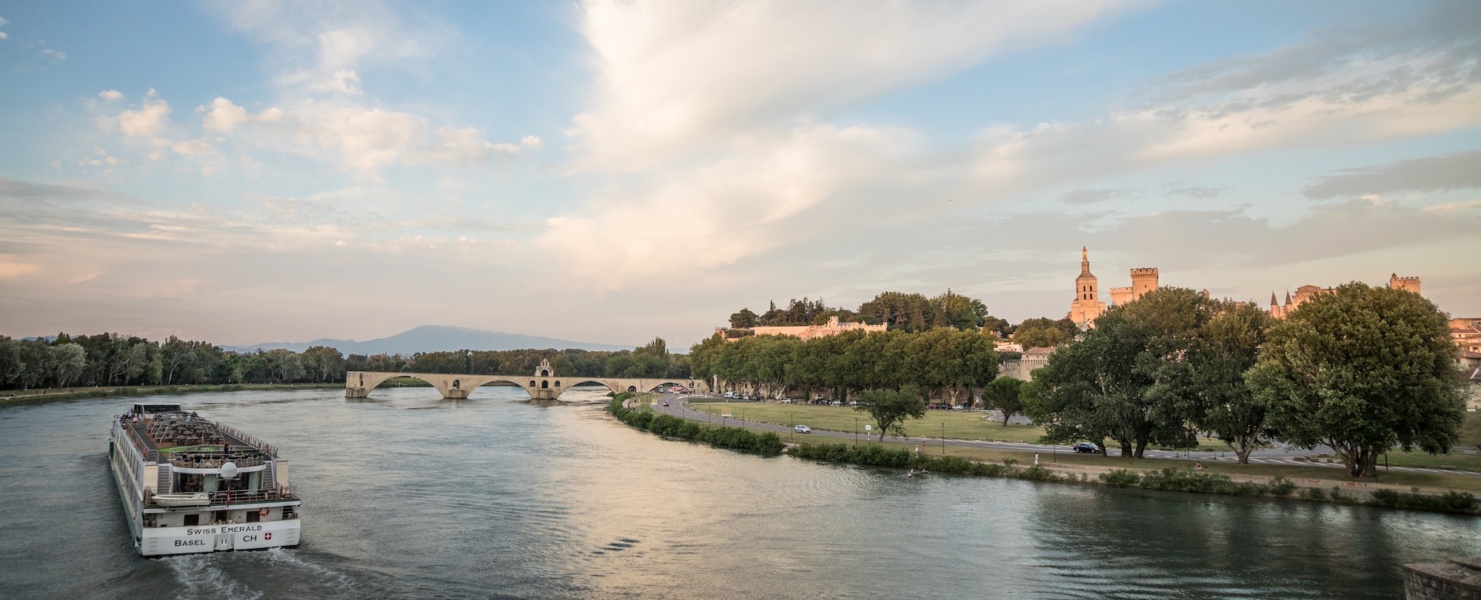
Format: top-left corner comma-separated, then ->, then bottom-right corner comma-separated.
0,386 -> 1476,599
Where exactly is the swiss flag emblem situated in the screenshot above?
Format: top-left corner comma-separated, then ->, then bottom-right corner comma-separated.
264,532 -> 272,541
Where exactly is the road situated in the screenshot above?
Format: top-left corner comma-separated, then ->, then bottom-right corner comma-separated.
650,394 -> 1480,477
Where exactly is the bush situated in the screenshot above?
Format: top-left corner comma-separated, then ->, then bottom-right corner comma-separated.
1303,487 -> 1325,501
1368,489 -> 1478,513
1268,476 -> 1296,498
1099,469 -> 1141,487
606,397 -> 782,456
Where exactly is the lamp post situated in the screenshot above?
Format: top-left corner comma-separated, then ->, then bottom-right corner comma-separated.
854,418 -> 858,446
941,422 -> 946,455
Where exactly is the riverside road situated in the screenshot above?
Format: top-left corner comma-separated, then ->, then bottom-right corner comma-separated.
653,393 -> 1481,477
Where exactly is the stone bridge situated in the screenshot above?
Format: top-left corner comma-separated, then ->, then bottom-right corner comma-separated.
344,359 -> 708,400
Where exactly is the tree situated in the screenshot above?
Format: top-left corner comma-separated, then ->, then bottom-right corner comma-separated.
855,387 -> 927,441
1023,289 -> 1216,458
51,343 -> 87,387
1247,283 -> 1465,478
729,308 -> 758,329
0,337 -> 21,387
1189,302 -> 1271,464
981,377 -> 1025,426
1012,317 -> 1075,348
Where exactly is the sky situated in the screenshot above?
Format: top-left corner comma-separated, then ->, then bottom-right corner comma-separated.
0,0 -> 1478,350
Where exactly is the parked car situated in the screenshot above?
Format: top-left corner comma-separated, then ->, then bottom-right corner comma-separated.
723,392 -> 736,399
1072,442 -> 1100,454
660,401 -> 670,407
830,400 -> 842,406
794,425 -> 812,434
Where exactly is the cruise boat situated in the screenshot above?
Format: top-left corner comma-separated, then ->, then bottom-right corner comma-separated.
109,403 -> 301,556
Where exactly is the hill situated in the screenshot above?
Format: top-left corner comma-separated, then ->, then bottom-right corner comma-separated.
224,325 -> 634,355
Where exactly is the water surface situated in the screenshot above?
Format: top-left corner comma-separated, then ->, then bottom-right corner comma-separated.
0,386 -> 1476,599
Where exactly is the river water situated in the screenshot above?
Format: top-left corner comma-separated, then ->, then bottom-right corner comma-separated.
1,386 -> 1477,599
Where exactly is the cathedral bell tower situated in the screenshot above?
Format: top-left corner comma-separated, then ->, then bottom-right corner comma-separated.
1069,246 -> 1107,328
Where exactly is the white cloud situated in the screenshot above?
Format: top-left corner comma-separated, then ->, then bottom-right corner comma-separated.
211,0 -> 444,92
40,48 -> 65,62
540,121 -> 919,289
98,89 -> 123,101
169,139 -> 214,156
570,0 -> 1134,170
100,90 -> 172,137
313,69 -> 363,95
520,135 -> 543,148
0,32 -> 8,41
201,97 -> 248,132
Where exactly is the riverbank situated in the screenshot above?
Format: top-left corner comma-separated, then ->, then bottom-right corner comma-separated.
787,440 -> 1479,515
0,383 -> 341,407
619,397 -> 1480,515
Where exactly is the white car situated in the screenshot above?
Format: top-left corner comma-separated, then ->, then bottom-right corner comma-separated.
793,425 -> 812,434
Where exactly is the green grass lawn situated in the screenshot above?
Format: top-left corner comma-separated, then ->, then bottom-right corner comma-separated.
1461,409 -> 1481,449
692,402 -> 1052,443
690,402 -> 1229,448
817,439 -> 1481,493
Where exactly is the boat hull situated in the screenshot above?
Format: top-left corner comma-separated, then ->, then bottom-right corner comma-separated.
139,519 -> 301,556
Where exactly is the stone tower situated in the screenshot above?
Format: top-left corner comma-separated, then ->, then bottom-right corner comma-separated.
1130,267 -> 1159,300
1389,273 -> 1421,295
1069,247 -> 1107,328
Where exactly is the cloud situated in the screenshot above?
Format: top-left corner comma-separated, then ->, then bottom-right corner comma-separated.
98,89 -> 123,101
1304,150 -> 1481,200
1058,188 -> 1124,205
0,255 -> 40,279
40,48 -> 65,62
521,135 -> 543,148
201,97 -> 249,132
540,121 -> 921,289
210,0 -> 447,92
99,90 -> 172,137
1167,186 -> 1226,199
570,0 -> 1136,170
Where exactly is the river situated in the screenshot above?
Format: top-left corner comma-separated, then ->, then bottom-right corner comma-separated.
0,386 -> 1476,599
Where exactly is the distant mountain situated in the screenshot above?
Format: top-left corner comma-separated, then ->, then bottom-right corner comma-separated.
224,325 -> 634,355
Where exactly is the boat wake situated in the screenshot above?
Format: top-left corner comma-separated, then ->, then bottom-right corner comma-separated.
162,554 -> 264,600
161,549 -> 359,599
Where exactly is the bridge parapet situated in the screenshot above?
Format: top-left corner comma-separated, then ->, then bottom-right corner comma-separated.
344,368 -> 709,400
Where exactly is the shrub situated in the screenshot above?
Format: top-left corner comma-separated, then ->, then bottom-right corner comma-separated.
1303,487 -> 1325,501
1268,476 -> 1296,498
606,397 -> 782,456
1368,489 -> 1478,513
1099,469 -> 1141,487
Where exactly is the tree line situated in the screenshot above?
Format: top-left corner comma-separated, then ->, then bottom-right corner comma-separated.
690,326 -> 998,408
1023,284 -> 1466,476
0,334 -> 689,390
727,291 -> 1007,335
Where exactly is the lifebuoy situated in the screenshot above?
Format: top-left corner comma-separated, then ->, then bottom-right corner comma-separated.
259,508 -> 269,518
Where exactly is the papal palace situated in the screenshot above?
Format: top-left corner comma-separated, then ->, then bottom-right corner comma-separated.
1065,247 -> 1480,392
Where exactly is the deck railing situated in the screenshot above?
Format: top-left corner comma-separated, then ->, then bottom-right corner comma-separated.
212,421 -> 279,458
146,485 -> 297,508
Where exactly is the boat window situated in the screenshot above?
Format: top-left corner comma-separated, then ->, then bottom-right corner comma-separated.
183,514 -> 199,526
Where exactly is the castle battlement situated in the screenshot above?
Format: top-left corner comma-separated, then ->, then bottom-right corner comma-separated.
1129,267 -> 1159,276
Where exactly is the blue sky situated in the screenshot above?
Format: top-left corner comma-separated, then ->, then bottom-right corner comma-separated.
1,0 -> 1478,348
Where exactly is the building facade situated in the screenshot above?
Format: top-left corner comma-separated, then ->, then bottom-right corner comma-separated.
1268,274 -> 1421,319
715,315 -> 887,342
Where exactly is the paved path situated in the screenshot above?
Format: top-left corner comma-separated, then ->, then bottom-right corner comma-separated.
652,395 -> 1480,478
